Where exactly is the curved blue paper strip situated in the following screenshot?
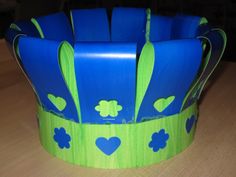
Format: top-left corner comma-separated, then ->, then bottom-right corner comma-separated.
150,15 -> 173,42
171,15 -> 201,39
182,29 -> 226,110
18,36 -> 78,122
71,8 -> 110,42
12,20 -> 40,37
74,43 -> 136,124
5,29 -> 28,75
33,12 -> 74,45
136,39 -> 202,122
111,7 -> 146,53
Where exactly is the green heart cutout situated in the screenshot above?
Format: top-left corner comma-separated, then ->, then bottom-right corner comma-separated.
47,94 -> 67,111
153,96 -> 175,112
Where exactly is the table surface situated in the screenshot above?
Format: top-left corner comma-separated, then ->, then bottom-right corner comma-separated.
0,39 -> 236,177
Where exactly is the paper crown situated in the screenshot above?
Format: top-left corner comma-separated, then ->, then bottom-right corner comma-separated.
5,7 -> 226,168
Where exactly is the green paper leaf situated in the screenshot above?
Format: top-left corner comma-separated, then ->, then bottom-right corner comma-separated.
199,17 -> 208,25
31,18 -> 45,38
153,96 -> 175,112
9,23 -> 21,31
47,94 -> 67,111
135,42 -> 155,122
59,42 -> 82,122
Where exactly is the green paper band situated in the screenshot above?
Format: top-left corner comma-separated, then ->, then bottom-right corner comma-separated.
38,103 -> 198,168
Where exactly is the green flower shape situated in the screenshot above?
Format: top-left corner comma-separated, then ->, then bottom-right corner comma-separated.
95,100 -> 122,117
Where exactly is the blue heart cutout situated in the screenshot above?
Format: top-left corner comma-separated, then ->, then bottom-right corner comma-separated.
95,137 -> 121,156
186,115 -> 196,133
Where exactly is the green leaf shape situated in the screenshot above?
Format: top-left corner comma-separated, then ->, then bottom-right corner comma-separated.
9,23 -> 21,31
95,100 -> 122,117
134,42 -> 155,122
153,96 -> 175,112
199,17 -> 208,25
31,18 -> 45,38
47,94 -> 67,111
59,42 -> 82,123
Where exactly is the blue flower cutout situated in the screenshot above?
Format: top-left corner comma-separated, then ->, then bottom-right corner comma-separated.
149,129 -> 169,152
53,127 -> 71,149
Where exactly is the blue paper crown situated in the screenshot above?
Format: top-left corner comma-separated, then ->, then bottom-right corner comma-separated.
5,8 -> 226,124
5,7 -> 226,168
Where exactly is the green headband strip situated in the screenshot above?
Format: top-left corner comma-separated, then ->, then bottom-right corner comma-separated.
38,102 -> 197,168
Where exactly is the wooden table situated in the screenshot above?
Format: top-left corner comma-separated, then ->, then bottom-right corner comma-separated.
0,39 -> 235,177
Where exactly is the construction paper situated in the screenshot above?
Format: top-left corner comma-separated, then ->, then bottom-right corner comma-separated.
150,15 -> 173,41
196,29 -> 226,98
59,41 -> 82,123
5,7 -> 227,169
74,43 -> 136,124
171,15 -> 202,39
111,7 -> 146,53
5,29 -> 43,106
31,12 -> 74,44
70,8 -> 110,42
181,29 -> 227,110
18,36 -> 79,122
38,102 -> 197,168
135,42 -> 155,121
136,39 -> 202,122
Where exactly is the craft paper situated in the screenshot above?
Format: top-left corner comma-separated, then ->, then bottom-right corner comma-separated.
136,39 -> 202,122
18,37 -> 79,122
111,7 -> 146,53
74,43 -> 136,124
150,15 -> 173,41
171,15 -> 202,39
5,7 -> 226,169
31,12 -> 74,45
70,8 -> 110,42
181,29 -> 227,110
